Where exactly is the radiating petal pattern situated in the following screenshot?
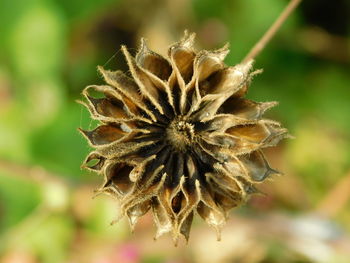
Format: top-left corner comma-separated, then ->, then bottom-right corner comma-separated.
79,32 -> 288,243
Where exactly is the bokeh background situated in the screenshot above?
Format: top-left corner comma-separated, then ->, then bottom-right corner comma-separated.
1,0 -> 350,262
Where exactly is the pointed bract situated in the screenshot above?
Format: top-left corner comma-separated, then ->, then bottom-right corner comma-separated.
80,31 -> 289,243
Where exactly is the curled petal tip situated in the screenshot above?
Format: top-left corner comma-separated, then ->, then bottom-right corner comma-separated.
77,128 -> 90,138
244,58 -> 255,65
110,213 -> 123,226
215,228 -> 222,241
215,43 -> 230,60
181,31 -> 196,48
139,38 -> 150,53
140,37 -> 147,45
76,99 -> 85,105
80,32 -> 289,243
255,189 -> 267,196
172,234 -> 179,247
245,185 -> 261,195
221,42 -> 230,50
263,101 -> 279,109
251,69 -> 264,77
92,187 -> 105,197
110,219 -> 117,226
271,168 -> 284,176
96,65 -> 105,76
286,134 -> 296,139
153,231 -> 163,241
120,45 -> 129,58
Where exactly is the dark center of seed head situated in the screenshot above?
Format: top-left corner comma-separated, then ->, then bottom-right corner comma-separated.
166,117 -> 195,151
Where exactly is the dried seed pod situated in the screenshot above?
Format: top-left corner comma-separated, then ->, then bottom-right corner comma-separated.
79,32 -> 288,244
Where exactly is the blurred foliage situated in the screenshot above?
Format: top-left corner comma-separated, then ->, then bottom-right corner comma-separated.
0,0 -> 350,262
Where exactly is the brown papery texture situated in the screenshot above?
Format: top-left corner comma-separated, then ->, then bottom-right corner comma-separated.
79,32 -> 288,244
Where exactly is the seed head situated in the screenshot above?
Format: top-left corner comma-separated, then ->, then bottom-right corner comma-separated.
79,32 -> 288,244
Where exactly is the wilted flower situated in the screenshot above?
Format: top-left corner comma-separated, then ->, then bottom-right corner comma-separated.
79,32 -> 288,244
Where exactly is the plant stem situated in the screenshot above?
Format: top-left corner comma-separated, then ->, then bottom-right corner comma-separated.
242,0 -> 302,63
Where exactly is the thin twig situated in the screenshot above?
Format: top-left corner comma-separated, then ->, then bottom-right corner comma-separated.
242,0 -> 302,63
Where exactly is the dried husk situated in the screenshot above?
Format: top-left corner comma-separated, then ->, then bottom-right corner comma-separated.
79,32 -> 289,244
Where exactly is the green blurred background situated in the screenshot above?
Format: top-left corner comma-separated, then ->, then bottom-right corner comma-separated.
0,0 -> 350,262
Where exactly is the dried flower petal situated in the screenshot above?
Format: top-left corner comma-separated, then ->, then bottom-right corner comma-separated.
79,32 -> 288,243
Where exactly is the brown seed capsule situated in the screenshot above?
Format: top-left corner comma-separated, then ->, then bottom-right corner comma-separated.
79,32 -> 288,244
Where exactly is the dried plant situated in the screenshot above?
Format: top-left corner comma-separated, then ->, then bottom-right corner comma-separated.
79,33 -> 287,242
79,0 -> 301,244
